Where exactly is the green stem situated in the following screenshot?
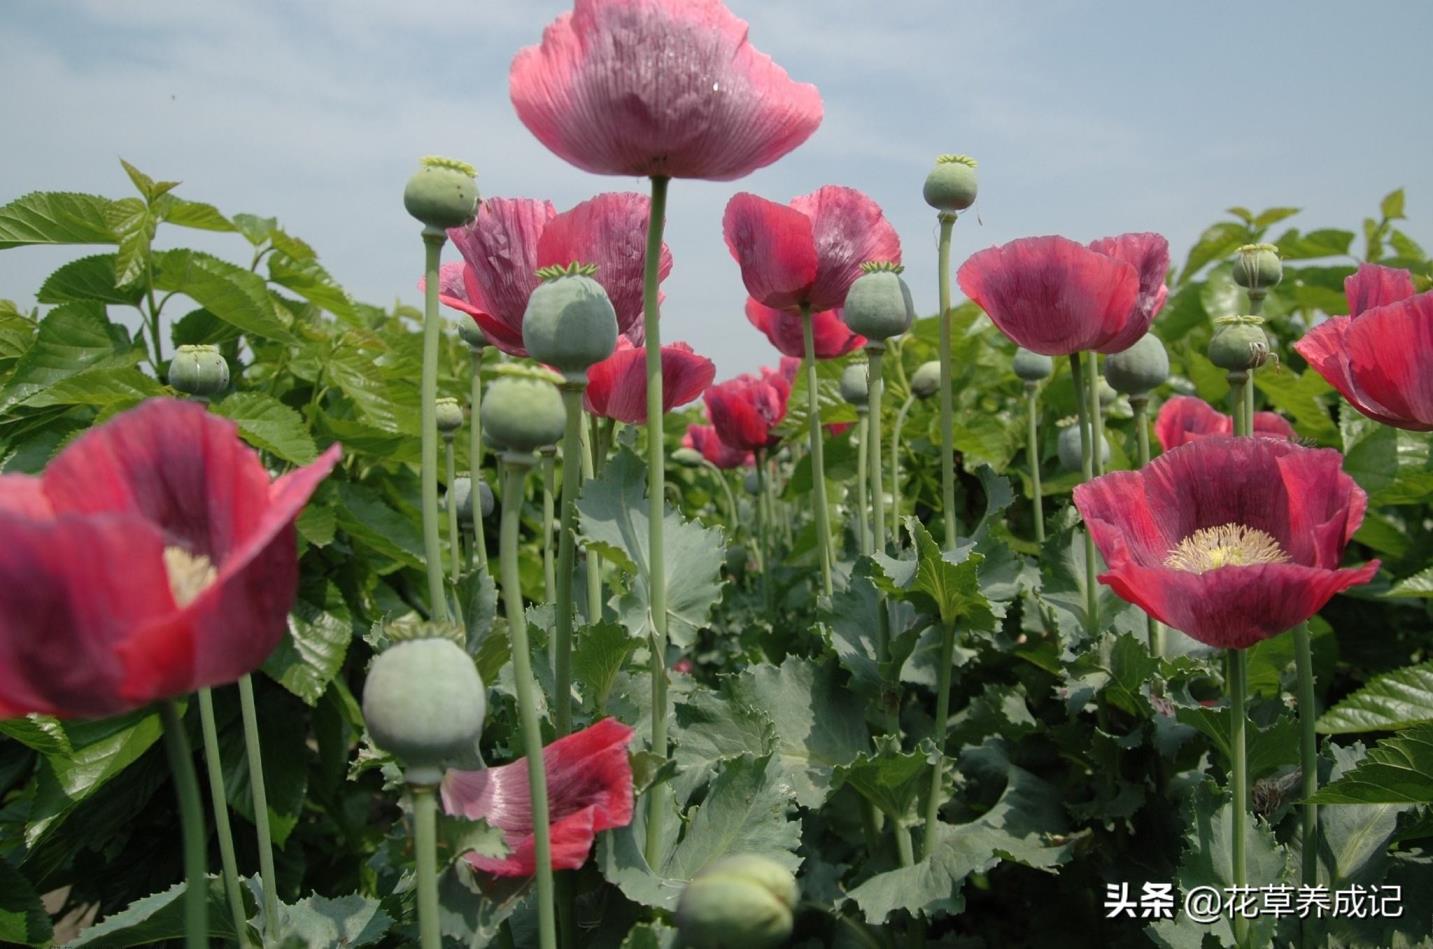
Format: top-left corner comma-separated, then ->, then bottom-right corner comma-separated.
700,459 -> 738,533
541,448 -> 557,605
238,673 -> 278,932
411,784 -> 441,949
160,700 -> 207,949
1230,372 -> 1250,437
420,230 -> 450,622
1244,367 -> 1256,435
642,176 -> 673,869
1293,622 -> 1319,940
446,436 -> 462,581
555,385 -> 585,738
894,822 -> 915,867
469,348 -> 487,570
855,410 -> 870,556
1086,351 -> 1106,477
937,212 -> 958,550
1026,382 -> 1045,544
868,345 -> 888,553
1070,355 -> 1098,636
580,414 -> 602,623
1229,648 -> 1249,948
801,305 -> 835,599
197,689 -> 252,947
754,448 -> 772,615
923,621 -> 956,857
890,395 -> 914,541
1131,396 -> 1162,657
500,458 -> 558,949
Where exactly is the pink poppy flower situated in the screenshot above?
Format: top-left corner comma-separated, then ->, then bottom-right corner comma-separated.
432,261 -> 485,319
685,424 -> 753,469
956,233 -> 1171,356
447,197 -> 557,356
585,340 -> 715,423
1154,395 -> 1297,451
705,370 -> 792,452
723,186 -> 902,316
745,299 -> 864,359
0,399 -> 340,719
509,0 -> 822,181
441,718 -> 634,877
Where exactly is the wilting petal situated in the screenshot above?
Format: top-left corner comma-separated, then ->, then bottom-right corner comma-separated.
723,194 -> 818,311
510,0 -> 822,181
1088,232 -> 1170,352
745,299 -> 863,359
685,424 -> 752,468
585,341 -> 715,423
790,185 -> 902,312
1345,263 -> 1415,316
448,197 -> 557,357
705,372 -> 789,451
442,718 -> 634,877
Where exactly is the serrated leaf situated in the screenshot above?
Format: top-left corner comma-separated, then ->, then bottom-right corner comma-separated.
335,482 -> 426,570
436,813 -> 508,864
1317,743 -> 1409,889
672,689 -> 776,803
119,158 -> 178,202
835,738 -> 928,822
266,890 -> 392,948
0,302 -> 143,414
107,197 -> 152,287
1253,206 -> 1300,229
1251,365 -> 1337,445
1381,188 -> 1406,221
0,191 -> 118,248
1179,221 -> 1252,285
36,253 -> 144,306
1340,412 -> 1433,504
0,857 -> 52,946
873,518 -> 992,629
1387,566 -> 1433,598
23,365 -> 163,410
1311,723 -> 1433,804
212,391 -> 318,464
437,864 -> 529,948
573,621 -> 640,713
1174,705 -> 1300,781
0,715 -> 70,756
268,252 -> 354,319
68,876 -> 247,946
264,581 -> 354,706
153,194 -> 234,232
152,248 -> 290,340
1317,661 -> 1433,734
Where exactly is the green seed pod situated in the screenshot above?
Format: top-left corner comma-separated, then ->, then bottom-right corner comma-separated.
922,154 -> 979,212
1104,334 -> 1170,395
839,363 -> 869,407
435,397 -> 464,435
521,264 -> 619,379
403,156 -> 478,231
1012,348 -> 1054,383
672,447 -> 705,468
457,319 -> 488,350
483,369 -> 566,454
449,475 -> 473,523
676,854 -> 798,949
362,636 -> 486,785
744,470 -> 761,495
1098,379 -> 1118,408
1231,243 -> 1283,292
1058,424 -> 1109,472
477,480 -> 494,518
909,360 -> 942,399
167,344 -> 230,398
1207,317 -> 1271,372
842,262 -> 915,341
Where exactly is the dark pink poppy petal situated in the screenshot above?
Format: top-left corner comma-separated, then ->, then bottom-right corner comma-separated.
1345,263 -> 1415,316
1088,232 -> 1170,352
705,374 -> 787,451
447,197 -> 557,357
723,193 -> 818,311
0,475 -> 51,518
745,299 -> 863,359
585,342 -> 715,423
1154,396 -> 1232,451
509,0 -> 822,181
685,423 -> 752,468
790,186 -> 902,313
421,262 -> 486,319
1253,411 -> 1297,441
1331,294 -> 1433,431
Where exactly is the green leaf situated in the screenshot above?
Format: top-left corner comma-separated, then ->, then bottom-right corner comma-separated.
212,391 -> 318,464
1387,566 -> 1433,598
152,249 -> 290,340
68,876 -> 248,946
232,212 -> 278,247
268,252 -> 354,319
268,891 -> 392,948
153,194 -> 234,232
23,365 -> 163,410
437,865 -> 529,948
334,482 -> 426,570
774,356 -> 858,438
36,253 -> 144,306
1179,221 -> 1252,285
170,307 -> 242,347
263,581 -> 354,706
1381,188 -> 1406,221
0,191 -> 118,249
1317,661 -> 1433,734
873,518 -> 993,629
0,302 -> 143,414
1311,723 -> 1433,805
0,857 -> 52,946
1317,743 -> 1410,888
1174,705 -> 1299,781
119,158 -> 179,202
672,689 -> 776,804
1274,227 -> 1355,260
1252,365 -> 1337,445
578,447 -> 726,648
107,197 -> 153,288
436,813 -> 508,865
835,737 -> 929,822
220,685 -> 309,847
1253,206 -> 1300,229
573,621 -> 641,713
1340,412 -> 1433,504
0,715 -> 70,756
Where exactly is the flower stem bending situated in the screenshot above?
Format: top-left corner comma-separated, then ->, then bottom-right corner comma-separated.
890,394 -> 914,540
412,784 -> 442,949
555,385 -> 585,738
1069,354 -> 1098,635
469,348 -> 488,569
197,688 -> 252,947
160,699 -> 207,949
868,345 -> 888,553
1025,382 -> 1045,544
1229,648 -> 1250,949
238,673 -> 279,932
1130,395 -> 1161,656
420,230 -> 451,623
855,411 -> 870,555
801,305 -> 835,599
500,457 -> 558,949
923,620 -> 956,857
937,212 -> 958,550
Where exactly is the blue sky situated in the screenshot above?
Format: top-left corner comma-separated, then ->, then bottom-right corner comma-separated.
2,0 -> 1429,379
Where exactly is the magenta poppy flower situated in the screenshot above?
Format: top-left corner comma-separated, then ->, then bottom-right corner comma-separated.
1154,395 -> 1297,451
509,0 -> 822,181
1073,436 -> 1377,650
745,299 -> 864,359
585,339 -> 715,423
723,186 -> 902,316
432,261 -> 485,319
447,197 -> 557,356
956,233 -> 1170,356
441,717 -> 634,877
0,399 -> 340,719
685,424 -> 752,469
1294,265 -> 1433,431
705,370 -> 791,452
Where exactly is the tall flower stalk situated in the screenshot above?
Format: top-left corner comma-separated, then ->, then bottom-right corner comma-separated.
541,446 -> 558,602
160,700 -> 207,949
1069,353 -> 1099,634
238,673 -> 279,930
800,305 -> 835,598
197,688 -> 252,945
459,323 -> 489,568
867,344 -> 889,552
1012,350 -> 1053,543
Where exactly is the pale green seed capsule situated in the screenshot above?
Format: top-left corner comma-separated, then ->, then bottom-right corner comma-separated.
403,156 -> 478,231
839,363 -> 869,406
1231,243 -> 1282,292
1207,318 -> 1270,372
483,375 -> 566,454
842,263 -> 915,341
457,319 -> 488,349
1058,424 -> 1109,472
521,264 -> 619,379
1104,334 -> 1170,395
362,636 -> 486,786
435,397 -> 464,435
910,360 -> 942,399
1012,348 -> 1054,382
167,344 -> 230,398
675,855 -> 798,949
922,154 -> 979,212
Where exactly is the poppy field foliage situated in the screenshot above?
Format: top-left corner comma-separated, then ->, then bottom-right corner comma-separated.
2,4 -> 1433,948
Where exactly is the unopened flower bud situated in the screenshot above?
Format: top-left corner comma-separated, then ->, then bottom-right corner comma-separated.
167,344 -> 229,398
1058,424 -> 1109,472
1104,334 -> 1170,395
839,363 -> 869,407
522,263 -> 619,379
922,154 -> 979,213
484,369 -> 566,454
1231,243 -> 1282,292
403,156 -> 478,230
1208,316 -> 1271,372
362,635 -> 486,785
676,855 -> 798,949
910,360 -> 942,399
435,397 -> 464,435
843,262 -> 915,341
457,319 -> 488,350
1012,348 -> 1054,383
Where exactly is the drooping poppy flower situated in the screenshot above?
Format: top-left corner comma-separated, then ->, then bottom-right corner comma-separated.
585,339 -> 715,423
723,187 -> 902,317
441,717 -> 634,877
745,299 -> 864,359
1294,264 -> 1433,431
1073,436 -> 1377,650
956,233 -> 1171,356
1154,395 -> 1297,451
0,399 -> 341,719
509,0 -> 823,181
685,424 -> 752,469
705,370 -> 792,452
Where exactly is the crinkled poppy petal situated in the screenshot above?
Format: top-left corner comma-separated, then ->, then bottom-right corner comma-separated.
1332,294 -> 1433,431
537,192 -> 672,341
509,0 -> 822,181
1272,445 -> 1366,568
448,197 -> 557,357
1345,263 -> 1416,317
0,475 -> 51,518
745,299 -> 862,359
957,236 -> 1141,356
705,374 -> 785,451
1088,232 -> 1170,352
422,262 -> 486,319
686,423 -> 752,468
1153,395 -> 1231,452
1073,470 -> 1178,566
789,186 -> 902,313
584,342 -> 715,423
723,193 -> 818,310
1292,316 -> 1386,421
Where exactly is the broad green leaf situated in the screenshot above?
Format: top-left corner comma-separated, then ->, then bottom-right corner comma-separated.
1174,705 -> 1299,781
834,737 -> 928,822
335,482 -> 426,570
107,196 -> 153,287
1103,633 -> 1158,715
169,307 -> 242,347
23,365 -> 163,410
672,689 -> 776,803
1179,221 -> 1252,285
1381,188 -> 1406,221
232,212 -> 278,246
0,857 -> 52,946
0,715 -> 69,756
1311,723 -> 1433,805
620,921 -> 679,949
1274,227 -> 1355,260
266,890 -> 392,948
37,253 -> 144,306
263,581 -> 354,706
1316,743 -> 1410,889
436,813 -> 508,864
152,249 -> 290,340
326,336 -> 420,435
0,191 -> 118,249
1253,206 -> 1300,229
296,500 -> 337,548
1317,661 -> 1433,734
268,252 -> 355,319
69,877 -> 249,946
1340,412 -> 1433,504
1252,365 -> 1337,445
0,301 -> 36,369
153,194 -> 234,232
220,685 -> 310,846
873,517 -> 993,629
437,865 -> 529,948
213,391 -> 318,464
1387,566 -> 1433,598
775,356 -> 858,438
0,302 -> 143,414
573,621 -> 641,714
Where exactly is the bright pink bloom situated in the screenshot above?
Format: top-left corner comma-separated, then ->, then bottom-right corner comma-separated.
745,299 -> 864,359
447,197 -> 556,356
510,0 -> 822,181
685,424 -> 752,469
442,718 -> 634,877
0,400 -> 340,719
957,233 -> 1170,356
1294,265 -> 1433,431
825,421 -> 854,437
1154,395 -> 1296,451
585,340 -> 715,423
705,370 -> 791,451
1074,436 -> 1377,650
432,261 -> 485,319
724,186 -> 901,316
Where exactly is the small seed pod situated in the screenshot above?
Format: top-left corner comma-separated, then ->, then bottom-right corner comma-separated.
672,447 -> 705,468
839,363 -> 869,407
1104,334 -> 1170,395
167,344 -> 230,398
435,397 -> 464,436
521,263 -> 619,379
744,470 -> 761,495
676,854 -> 798,949
403,156 -> 478,230
449,475 -> 473,523
477,480 -> 495,518
1098,379 -> 1118,408
1207,316 -> 1271,372
1231,243 -> 1283,292
1012,348 -> 1054,383
910,360 -> 942,399
843,262 -> 915,341
1058,424 -> 1109,472
362,635 -> 486,785
457,319 -> 488,350
483,369 -> 566,454
922,154 -> 979,212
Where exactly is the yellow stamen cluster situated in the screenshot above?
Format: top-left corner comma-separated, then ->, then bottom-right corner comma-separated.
1163,523 -> 1291,574
164,547 -> 218,607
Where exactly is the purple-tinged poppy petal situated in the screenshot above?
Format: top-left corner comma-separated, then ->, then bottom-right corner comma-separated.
790,185 -> 902,313
585,340 -> 715,423
744,299 -> 863,359
448,197 -> 557,357
723,193 -> 818,311
1088,232 -> 1170,352
1345,263 -> 1415,316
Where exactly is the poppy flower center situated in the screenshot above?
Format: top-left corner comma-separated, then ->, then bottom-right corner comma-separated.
1163,523 -> 1291,573
164,546 -> 218,607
